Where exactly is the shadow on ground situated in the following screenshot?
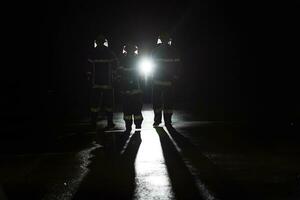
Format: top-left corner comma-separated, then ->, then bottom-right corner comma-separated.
166,123 -> 300,200
73,130 -> 141,200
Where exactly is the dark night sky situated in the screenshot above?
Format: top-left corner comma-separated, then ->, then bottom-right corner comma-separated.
2,0 -> 299,123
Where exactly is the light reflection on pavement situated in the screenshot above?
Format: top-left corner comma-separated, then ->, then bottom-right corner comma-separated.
42,142 -> 101,200
133,111 -> 174,200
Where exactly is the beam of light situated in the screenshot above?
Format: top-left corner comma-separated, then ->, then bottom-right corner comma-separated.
138,57 -> 155,77
133,111 -> 174,200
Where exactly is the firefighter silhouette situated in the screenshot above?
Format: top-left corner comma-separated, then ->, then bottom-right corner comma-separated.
151,32 -> 180,126
117,43 -> 143,132
87,34 -> 118,129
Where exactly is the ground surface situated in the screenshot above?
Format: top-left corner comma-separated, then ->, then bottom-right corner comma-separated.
1,106 -> 299,200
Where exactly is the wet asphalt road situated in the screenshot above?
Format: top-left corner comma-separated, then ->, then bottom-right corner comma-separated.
0,108 -> 299,200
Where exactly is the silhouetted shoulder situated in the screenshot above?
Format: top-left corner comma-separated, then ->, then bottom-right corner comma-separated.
151,44 -> 180,59
151,44 -> 163,57
88,46 -> 115,60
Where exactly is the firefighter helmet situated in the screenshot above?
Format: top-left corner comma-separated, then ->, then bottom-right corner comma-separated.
123,43 -> 138,55
94,34 -> 108,47
157,32 -> 172,45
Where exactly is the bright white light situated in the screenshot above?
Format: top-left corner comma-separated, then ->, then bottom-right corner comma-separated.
139,57 -> 154,76
94,39 -> 109,47
157,38 -> 162,44
103,39 -> 108,47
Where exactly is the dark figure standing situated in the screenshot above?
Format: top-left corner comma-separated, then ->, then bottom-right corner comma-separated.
117,43 -> 143,132
87,34 -> 118,129
151,32 -> 180,126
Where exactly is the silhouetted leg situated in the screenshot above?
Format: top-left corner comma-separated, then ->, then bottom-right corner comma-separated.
103,88 -> 115,128
133,93 -> 143,129
123,94 -> 133,132
153,85 -> 163,125
90,88 -> 101,128
163,85 -> 174,125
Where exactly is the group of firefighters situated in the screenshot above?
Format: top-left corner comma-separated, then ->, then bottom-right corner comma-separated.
87,32 -> 180,133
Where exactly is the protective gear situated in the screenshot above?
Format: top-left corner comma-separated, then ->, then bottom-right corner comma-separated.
118,44 -> 143,131
87,35 -> 118,129
94,34 -> 109,47
151,34 -> 180,125
123,43 -> 138,56
157,32 -> 172,45
152,84 -> 174,125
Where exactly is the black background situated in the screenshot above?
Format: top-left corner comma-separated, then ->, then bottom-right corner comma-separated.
2,0 -> 299,129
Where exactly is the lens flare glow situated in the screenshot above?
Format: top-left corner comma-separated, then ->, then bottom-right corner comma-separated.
138,57 -> 154,76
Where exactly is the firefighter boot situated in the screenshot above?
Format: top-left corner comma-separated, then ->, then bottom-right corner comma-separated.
105,112 -> 115,130
125,120 -> 133,133
91,112 -> 98,129
153,111 -> 162,127
164,113 -> 172,126
134,114 -> 143,130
